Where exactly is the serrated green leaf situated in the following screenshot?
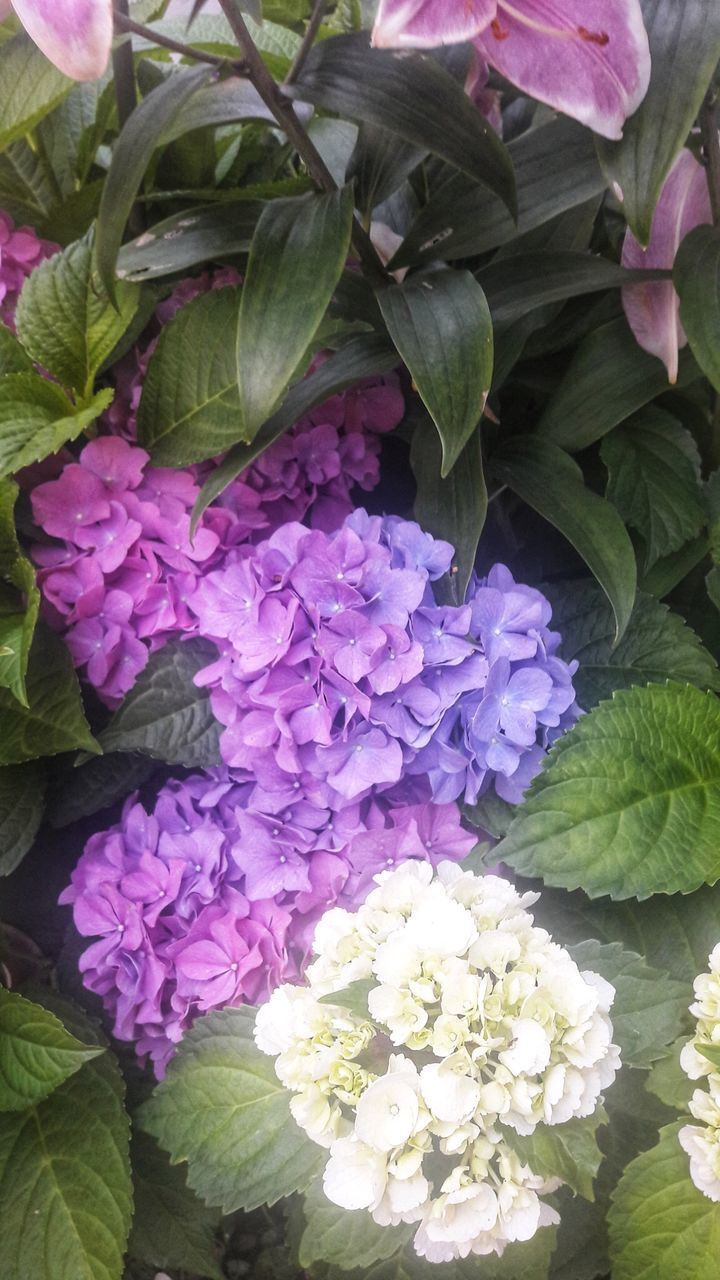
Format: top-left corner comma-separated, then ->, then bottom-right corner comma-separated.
602,410 -> 705,568
0,322 -> 32,375
0,999 -> 132,1280
98,638 -> 221,767
0,626 -> 98,764
15,230 -> 139,395
0,374 -> 112,477
138,286 -> 242,466
290,34 -> 516,215
138,1005 -> 324,1213
237,187 -> 354,439
117,200 -> 264,282
609,1121 -> 720,1280
0,34 -> 71,153
0,988 -> 102,1111
47,753 -> 157,829
569,940 -> 689,1067
675,225 -> 720,393
129,1130 -> 223,1280
318,979 -> 375,1019
498,682 -> 720,900
0,477 -> 39,705
378,268 -> 492,477
646,1038 -> 695,1111
0,761 -> 45,875
411,416 -> 486,606
597,0 -> 720,245
546,581 -> 720,709
0,139 -> 55,226
299,1180 -> 412,1271
489,436 -> 636,643
509,1111 -> 606,1201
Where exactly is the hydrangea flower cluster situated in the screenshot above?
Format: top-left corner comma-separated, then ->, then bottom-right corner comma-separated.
679,945 -> 720,1202
0,209 -> 56,327
255,861 -> 620,1263
60,769 -> 475,1076
29,359 -> 404,704
192,510 -> 579,808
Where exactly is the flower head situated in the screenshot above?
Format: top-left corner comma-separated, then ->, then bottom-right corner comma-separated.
679,945 -> 720,1202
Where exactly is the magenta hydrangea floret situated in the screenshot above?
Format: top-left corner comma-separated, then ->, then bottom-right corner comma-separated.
0,209 -> 57,327
60,768 -> 475,1075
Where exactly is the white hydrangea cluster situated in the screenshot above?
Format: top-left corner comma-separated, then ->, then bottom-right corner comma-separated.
679,944 -> 720,1203
254,862 -> 620,1263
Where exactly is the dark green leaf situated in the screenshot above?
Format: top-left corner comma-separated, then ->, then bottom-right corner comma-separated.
378,268 -> 492,477
0,34 -> 71,153
411,416 -> 486,604
160,76 -> 289,141
117,200 -> 264,281
538,317 -> 699,451
289,34 -> 516,215
138,1005 -> 324,1212
675,225 -> 720,392
490,436 -> 637,642
0,374 -> 112,477
601,410 -> 705,567
478,252 -> 668,328
47,754 -> 157,829
498,682 -> 720,899
646,1038 -> 694,1110
236,188 -> 354,438
0,322 -> 32,375
0,140 -> 55,226
598,0 -> 720,245
129,1131 -> 223,1280
0,988 -> 101,1112
347,123 -> 425,220
0,477 -> 39,706
98,638 -> 221,767
0,762 -> 45,876
96,65 -> 213,298
510,1111 -> 606,1201
640,534 -> 710,599
299,1180 -> 412,1270
0,626 -> 98,765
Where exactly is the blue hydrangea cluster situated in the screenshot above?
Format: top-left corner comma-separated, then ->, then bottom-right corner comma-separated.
191,510 -> 580,809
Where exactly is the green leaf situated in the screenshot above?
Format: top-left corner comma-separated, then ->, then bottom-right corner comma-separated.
0,322 -> 32,375
0,34 -> 71,154
138,1005 -> 324,1213
129,1130 -> 223,1280
98,638 -> 221,767
547,582 -> 720,709
191,332 -> 397,529
0,626 -> 98,765
477,252 -> 666,329
290,34 -> 516,215
0,476 -> 39,706
597,0 -> 720,245
602,410 -> 705,568
299,1180 -> 412,1271
640,534 -> 710,599
378,268 -> 492,477
391,117 -> 604,269
569,941 -> 689,1068
317,979 -> 375,1019
647,1038 -> 695,1111
489,436 -> 637,643
0,761 -> 45,875
0,988 -> 102,1112
15,230 -> 139,395
538,317 -> 699,452
0,139 -> 55,226
609,1122 -> 720,1280
47,753 -> 157,829
138,286 -> 242,466
0,1000 -> 132,1280
509,1111 -> 606,1201
675,225 -> 720,392
96,64 -> 213,298
0,374 -> 112,477
237,187 -> 354,439
117,200 -> 264,282
498,682 -> 720,900
411,416 -> 486,605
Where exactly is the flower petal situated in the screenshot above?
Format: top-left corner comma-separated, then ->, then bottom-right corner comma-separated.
622,148 -> 711,382
372,0 -> 496,49
12,0 -> 113,81
474,0 -> 651,140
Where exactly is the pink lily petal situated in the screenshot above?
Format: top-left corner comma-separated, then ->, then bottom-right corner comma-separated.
474,0 -> 651,140
622,148 -> 711,383
372,0 -> 496,49
11,0 -> 113,81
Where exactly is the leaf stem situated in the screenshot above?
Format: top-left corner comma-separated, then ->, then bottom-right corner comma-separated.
113,10 -> 247,71
285,0 -> 326,86
700,89 -> 720,226
216,0 -> 387,284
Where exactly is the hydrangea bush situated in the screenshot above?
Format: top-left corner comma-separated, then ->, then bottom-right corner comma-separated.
1,3 -> 720,1280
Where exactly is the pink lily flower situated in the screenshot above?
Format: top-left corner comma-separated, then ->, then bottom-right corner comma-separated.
0,0 -> 113,81
621,148 -> 711,384
372,0 -> 651,140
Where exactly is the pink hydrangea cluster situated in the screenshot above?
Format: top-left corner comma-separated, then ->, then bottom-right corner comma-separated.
60,768 -> 474,1075
0,209 -> 57,327
191,510 -> 580,809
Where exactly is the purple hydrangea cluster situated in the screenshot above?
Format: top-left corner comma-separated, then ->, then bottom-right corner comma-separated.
191,511 -> 580,809
60,768 -> 474,1075
0,209 -> 57,327
29,364 -> 404,703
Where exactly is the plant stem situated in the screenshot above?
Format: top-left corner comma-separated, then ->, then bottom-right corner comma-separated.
285,0 -> 326,85
113,10 -> 246,70
700,89 -> 720,226
112,0 -> 143,233
216,0 -> 387,284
